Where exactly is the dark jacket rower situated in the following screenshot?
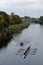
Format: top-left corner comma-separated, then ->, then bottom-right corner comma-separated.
20,42 -> 24,46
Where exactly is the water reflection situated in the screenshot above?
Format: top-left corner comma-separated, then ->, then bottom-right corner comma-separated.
0,37 -> 11,49
0,41 -> 9,49
30,48 -> 37,55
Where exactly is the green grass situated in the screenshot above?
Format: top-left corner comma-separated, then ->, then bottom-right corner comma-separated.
8,23 -> 29,29
8,22 -> 29,33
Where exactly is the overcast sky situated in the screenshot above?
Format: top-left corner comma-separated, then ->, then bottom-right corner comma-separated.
0,0 -> 43,17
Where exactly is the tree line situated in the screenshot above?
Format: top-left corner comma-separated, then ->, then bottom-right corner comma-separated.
0,11 -> 22,30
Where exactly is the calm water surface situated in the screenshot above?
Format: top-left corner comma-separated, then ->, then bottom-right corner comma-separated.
0,23 -> 43,65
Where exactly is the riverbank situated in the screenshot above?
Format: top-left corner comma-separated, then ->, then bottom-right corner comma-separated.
0,22 -> 29,43
8,23 -> 29,34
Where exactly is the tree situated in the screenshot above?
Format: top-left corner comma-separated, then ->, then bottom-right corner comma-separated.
0,11 -> 9,23
12,15 -> 22,24
0,11 -> 9,29
40,16 -> 43,21
39,16 -> 43,24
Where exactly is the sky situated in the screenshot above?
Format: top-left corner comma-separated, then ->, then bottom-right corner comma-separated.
0,0 -> 43,17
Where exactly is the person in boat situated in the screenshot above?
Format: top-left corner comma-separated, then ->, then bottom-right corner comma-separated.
20,42 -> 24,46
23,47 -> 30,59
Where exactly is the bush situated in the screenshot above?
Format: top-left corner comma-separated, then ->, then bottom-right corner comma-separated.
12,15 -> 22,24
39,16 -> 43,24
0,11 -> 9,28
0,11 -> 9,23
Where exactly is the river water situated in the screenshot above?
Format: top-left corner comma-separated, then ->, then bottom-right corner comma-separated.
0,23 -> 43,65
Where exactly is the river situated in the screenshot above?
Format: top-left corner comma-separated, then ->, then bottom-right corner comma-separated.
0,23 -> 43,65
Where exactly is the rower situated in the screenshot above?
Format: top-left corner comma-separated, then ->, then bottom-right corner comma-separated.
20,42 -> 24,46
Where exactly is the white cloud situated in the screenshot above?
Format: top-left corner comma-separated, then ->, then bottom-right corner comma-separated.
0,0 -> 43,17
0,0 -> 6,5
0,0 -> 40,9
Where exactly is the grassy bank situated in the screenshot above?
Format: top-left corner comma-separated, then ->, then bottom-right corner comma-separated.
8,23 -> 29,33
